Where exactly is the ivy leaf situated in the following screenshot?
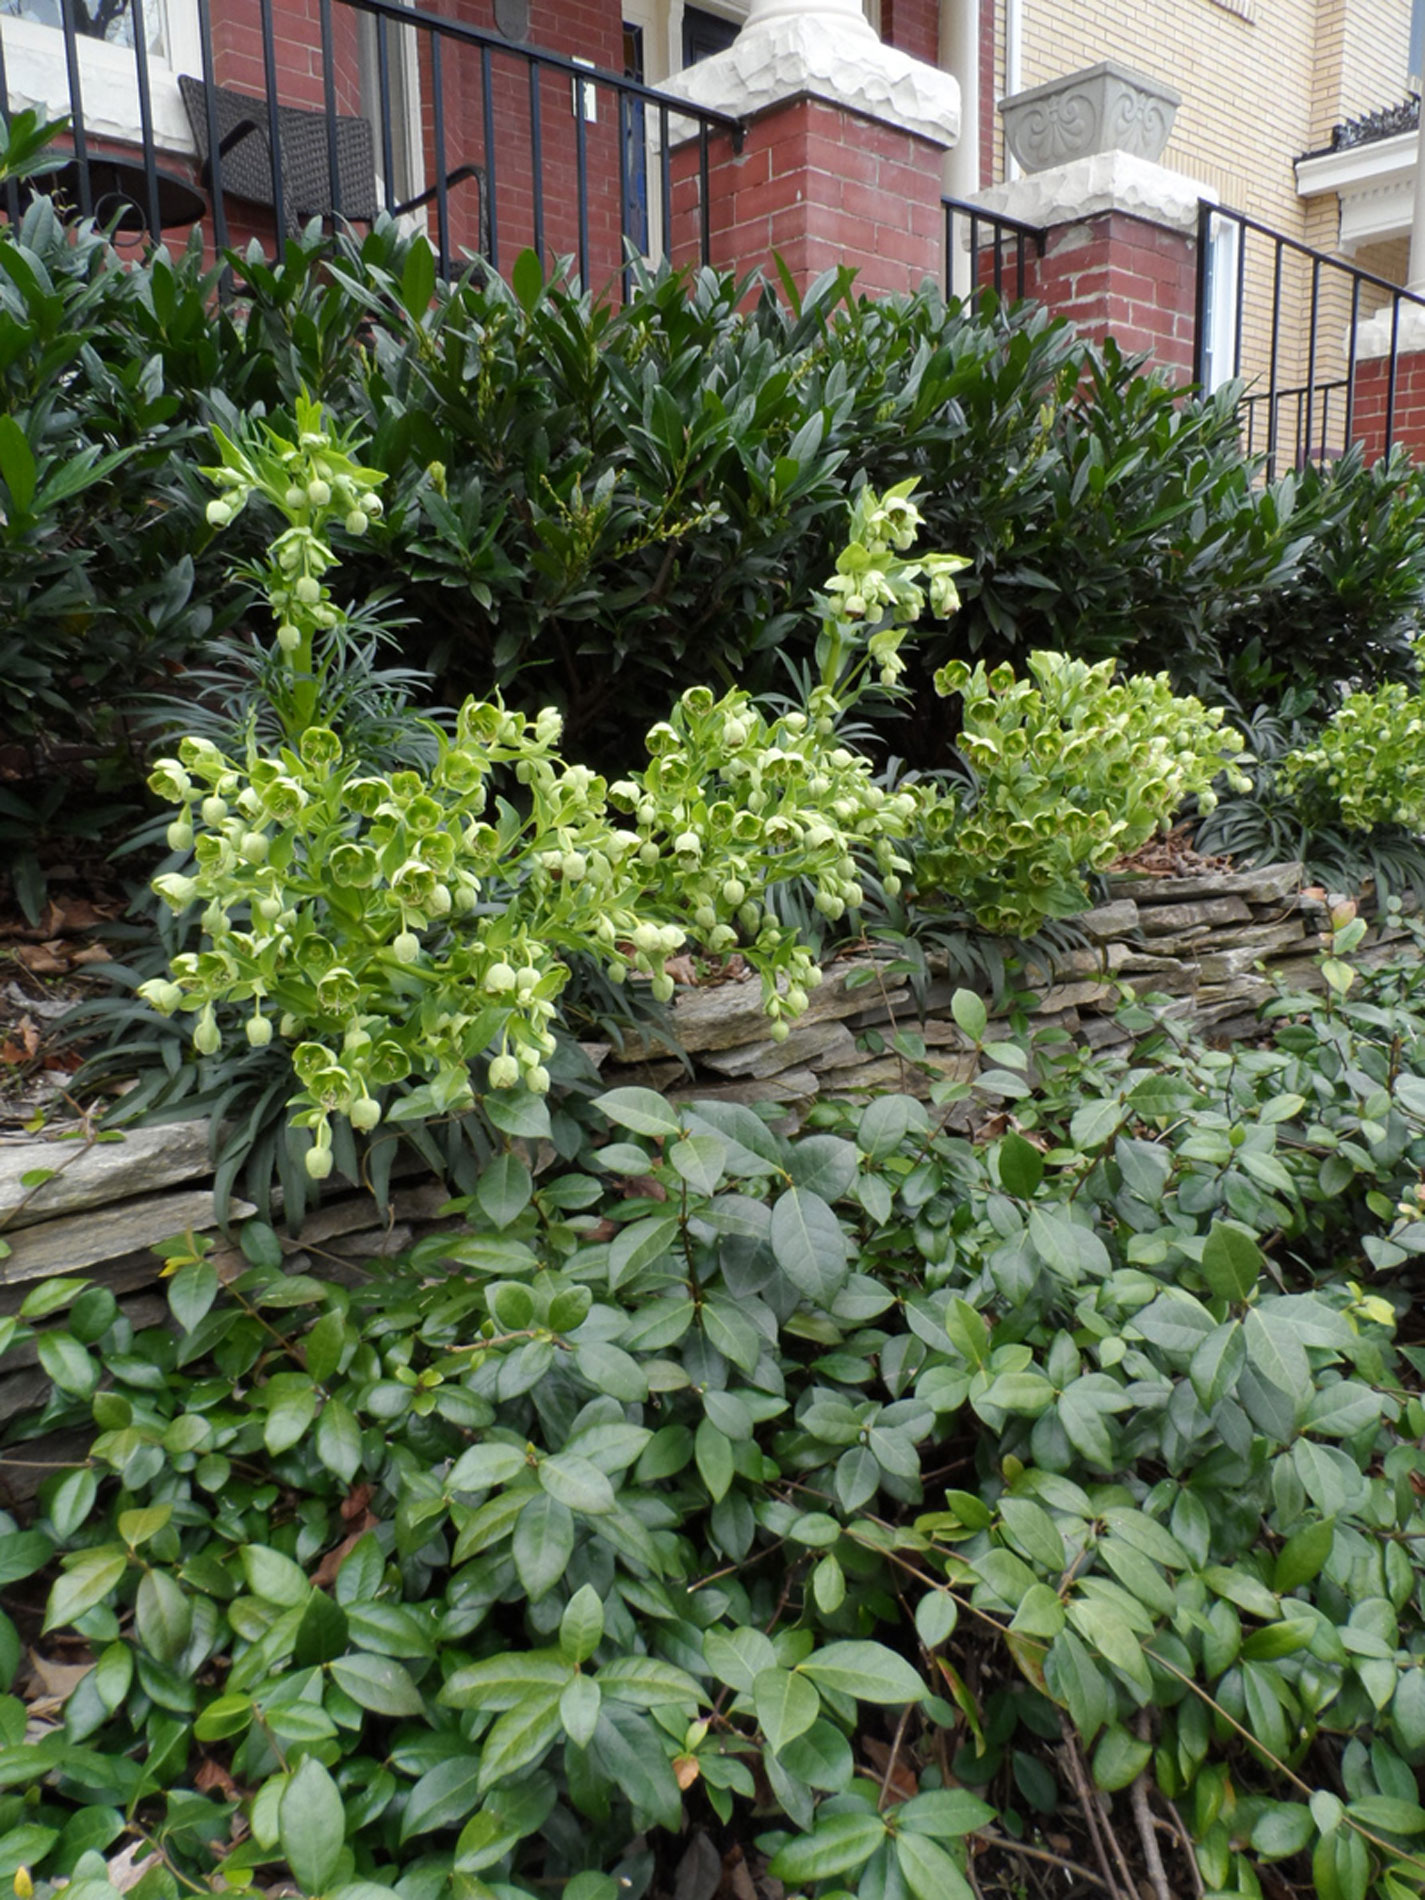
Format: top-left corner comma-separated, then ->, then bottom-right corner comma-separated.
134,1569 -> 192,1667
278,1754 -> 346,1893
769,1811 -> 887,1883
894,1830 -> 975,1900
400,1757 -> 483,1842
798,1641 -> 924,1704
513,1493 -> 575,1600
754,1666 -> 821,1755
477,1687 -> 566,1792
241,1544 -> 309,1609
769,1187 -> 850,1301
559,1673 -> 601,1748
476,1151 -> 533,1229
330,1652 -> 425,1716
1201,1221 -> 1263,1303
315,1397 -> 363,1484
595,1088 -> 684,1139
44,1547 -> 128,1633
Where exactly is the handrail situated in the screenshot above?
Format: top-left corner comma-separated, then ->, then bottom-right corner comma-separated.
1195,199 -> 1425,472
942,194 -> 1046,304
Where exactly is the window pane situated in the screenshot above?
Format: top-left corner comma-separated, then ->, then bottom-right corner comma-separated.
1,0 -> 167,57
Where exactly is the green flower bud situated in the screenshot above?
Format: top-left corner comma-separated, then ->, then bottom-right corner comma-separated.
193,1008 -> 221,1056
295,576 -> 322,605
651,973 -> 675,1003
305,1144 -> 334,1181
350,1097 -> 382,1132
276,623 -> 301,653
307,478 -> 332,506
284,485 -> 306,510
393,931 -> 421,963
345,509 -> 368,536
149,759 -> 192,802
138,978 -> 184,1015
768,1019 -> 790,1044
166,818 -> 194,852
240,831 -> 269,864
200,796 -> 228,826
488,1053 -> 521,1089
153,873 -> 199,911
485,961 -> 517,994
205,498 -> 231,527
526,1065 -> 552,1094
245,1011 -> 273,1048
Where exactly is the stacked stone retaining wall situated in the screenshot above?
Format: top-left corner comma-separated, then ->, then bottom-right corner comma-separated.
0,858 -> 1414,1474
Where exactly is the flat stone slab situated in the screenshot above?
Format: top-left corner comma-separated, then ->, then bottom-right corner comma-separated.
702,1017 -> 859,1080
1108,861 -> 1301,904
2,1188 -> 255,1284
1139,898 -> 1253,935
617,958 -> 900,1061
0,1121 -> 214,1230
1076,900 -> 1140,941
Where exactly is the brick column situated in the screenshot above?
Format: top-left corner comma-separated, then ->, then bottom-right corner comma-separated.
669,97 -> 948,298
964,151 -> 1211,380
659,0 -> 959,300
1350,308 -> 1425,463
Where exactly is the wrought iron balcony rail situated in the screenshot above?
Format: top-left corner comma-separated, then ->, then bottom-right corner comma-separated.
1194,201 -> 1425,474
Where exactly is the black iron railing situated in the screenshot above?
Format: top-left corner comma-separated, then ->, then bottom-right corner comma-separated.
1194,200 -> 1425,473
943,194 -> 1046,304
0,0 -> 742,287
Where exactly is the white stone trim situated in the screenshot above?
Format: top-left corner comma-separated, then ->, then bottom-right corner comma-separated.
1353,298 -> 1425,362
658,2 -> 960,149
1295,132 -> 1415,255
966,149 -> 1214,239
2,3 -> 200,155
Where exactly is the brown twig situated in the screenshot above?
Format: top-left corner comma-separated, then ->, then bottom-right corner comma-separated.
876,1702 -> 913,1812
1131,1772 -> 1172,1900
974,1830 -> 1116,1895
1060,1724 -> 1133,1900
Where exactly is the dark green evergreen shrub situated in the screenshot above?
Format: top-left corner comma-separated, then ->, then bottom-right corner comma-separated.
7,210 -> 1425,776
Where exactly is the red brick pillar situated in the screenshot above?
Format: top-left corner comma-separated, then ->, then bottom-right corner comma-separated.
658,0 -> 960,301
1011,211 -> 1199,377
963,154 -> 1208,380
669,97 -> 948,299
1349,304 -> 1425,463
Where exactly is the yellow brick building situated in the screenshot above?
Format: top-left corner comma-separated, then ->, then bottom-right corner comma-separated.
981,0 -> 1415,440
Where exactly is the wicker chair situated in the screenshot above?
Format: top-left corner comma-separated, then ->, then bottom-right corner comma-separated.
178,75 -> 487,249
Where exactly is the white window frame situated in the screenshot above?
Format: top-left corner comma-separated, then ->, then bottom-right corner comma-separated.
2,0 -> 202,154
1202,212 -> 1241,392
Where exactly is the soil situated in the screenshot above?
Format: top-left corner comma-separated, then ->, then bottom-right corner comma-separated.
0,844 -> 131,1135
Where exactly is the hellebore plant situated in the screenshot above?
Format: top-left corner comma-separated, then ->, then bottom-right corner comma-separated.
139,415 -> 963,1176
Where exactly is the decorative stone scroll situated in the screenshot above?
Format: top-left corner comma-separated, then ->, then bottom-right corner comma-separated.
999,61 -> 1181,174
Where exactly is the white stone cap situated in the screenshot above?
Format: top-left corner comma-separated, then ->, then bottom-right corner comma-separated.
1353,297 -> 1425,362
658,0 -> 961,151
965,149 -> 1216,239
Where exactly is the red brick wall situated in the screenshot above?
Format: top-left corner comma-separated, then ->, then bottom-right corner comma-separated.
669,97 -> 944,299
990,210 -> 1198,377
881,0 -> 940,65
1352,356 -> 1425,464
979,0 -> 996,192
408,0 -> 627,284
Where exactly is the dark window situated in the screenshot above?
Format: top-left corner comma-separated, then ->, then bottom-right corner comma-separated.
681,5 -> 738,67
